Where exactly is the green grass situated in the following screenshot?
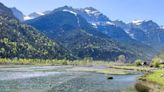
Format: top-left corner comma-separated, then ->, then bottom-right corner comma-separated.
160,64 -> 164,68
67,66 -> 135,75
140,70 -> 164,92
144,70 -> 164,86
111,65 -> 155,72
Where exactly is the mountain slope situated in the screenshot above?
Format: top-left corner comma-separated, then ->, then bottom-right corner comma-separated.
53,7 -> 156,54
26,9 -> 150,61
10,7 -> 24,22
57,6 -> 157,60
23,7 -> 164,52
24,11 -> 51,21
0,3 -> 13,16
115,20 -> 164,51
0,3 -> 72,59
23,6 -> 163,52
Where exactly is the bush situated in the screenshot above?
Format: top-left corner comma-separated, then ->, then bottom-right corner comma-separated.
135,59 -> 143,66
151,57 -> 160,67
117,55 -> 126,63
135,83 -> 149,92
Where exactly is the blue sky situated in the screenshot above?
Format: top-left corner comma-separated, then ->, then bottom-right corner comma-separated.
0,0 -> 163,25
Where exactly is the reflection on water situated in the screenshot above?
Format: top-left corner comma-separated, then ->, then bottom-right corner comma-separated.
0,65 -> 140,92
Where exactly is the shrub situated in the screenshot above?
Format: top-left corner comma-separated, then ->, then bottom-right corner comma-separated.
135,83 -> 149,92
135,59 -> 143,66
117,55 -> 126,63
151,57 -> 160,67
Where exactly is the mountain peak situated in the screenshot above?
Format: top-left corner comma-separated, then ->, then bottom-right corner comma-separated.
131,20 -> 158,26
132,19 -> 144,25
84,7 -> 98,11
55,6 -> 74,11
63,5 -> 73,9
24,11 -> 48,20
29,12 -> 44,17
62,9 -> 77,16
83,7 -> 101,16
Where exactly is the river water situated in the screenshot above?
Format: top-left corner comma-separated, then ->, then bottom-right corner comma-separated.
0,65 -> 140,92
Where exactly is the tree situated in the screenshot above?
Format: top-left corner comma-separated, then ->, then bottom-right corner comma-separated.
0,48 -> 5,53
135,59 -> 143,66
117,55 -> 126,63
151,57 -> 160,67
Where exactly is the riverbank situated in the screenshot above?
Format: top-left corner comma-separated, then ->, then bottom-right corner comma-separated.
139,70 -> 164,92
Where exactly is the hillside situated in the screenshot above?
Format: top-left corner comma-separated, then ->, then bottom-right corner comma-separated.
0,3 -> 72,59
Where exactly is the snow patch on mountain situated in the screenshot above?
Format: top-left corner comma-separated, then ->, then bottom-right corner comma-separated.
129,33 -> 135,39
24,12 -> 49,20
63,9 -> 77,16
125,30 -> 136,39
35,12 -> 44,16
91,21 -> 114,27
132,20 -> 144,25
24,16 -> 33,20
91,23 -> 98,28
106,21 -> 115,25
160,26 -> 164,29
84,8 -> 101,16
62,9 -> 81,27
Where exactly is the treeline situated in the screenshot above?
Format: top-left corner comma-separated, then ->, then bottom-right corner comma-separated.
134,51 -> 164,68
0,58 -> 109,66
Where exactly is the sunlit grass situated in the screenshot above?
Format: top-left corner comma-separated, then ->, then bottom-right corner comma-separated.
144,70 -> 164,85
140,70 -> 164,92
160,64 -> 164,68
111,65 -> 155,72
96,68 -> 133,75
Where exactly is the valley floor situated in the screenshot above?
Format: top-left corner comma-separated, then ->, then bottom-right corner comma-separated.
0,58 -> 163,92
0,65 -> 140,92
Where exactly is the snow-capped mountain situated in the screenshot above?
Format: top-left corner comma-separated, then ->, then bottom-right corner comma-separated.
51,6 -> 136,43
24,6 -> 164,51
114,20 -> 164,51
129,20 -> 159,31
26,6 -> 156,61
77,7 -> 114,27
25,6 -> 114,26
75,7 -> 138,44
10,7 -> 24,22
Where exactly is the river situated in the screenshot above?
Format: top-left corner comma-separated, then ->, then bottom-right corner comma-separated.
0,65 -> 141,92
